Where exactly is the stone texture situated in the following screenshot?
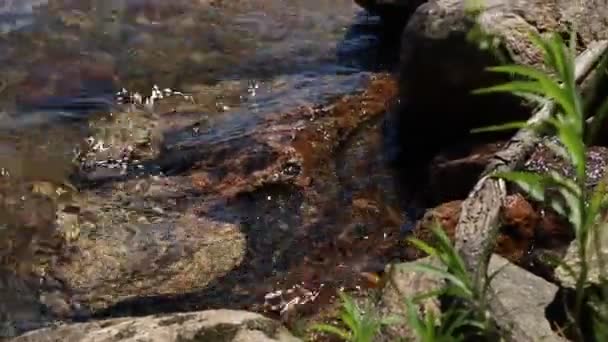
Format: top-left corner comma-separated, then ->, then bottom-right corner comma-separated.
378,256 -> 443,341
354,0 -> 427,24
412,194 -> 552,264
11,310 -> 301,342
488,255 -> 566,342
391,0 -> 608,167
0,75 -> 400,337
555,225 -> 608,289
378,255 -> 566,341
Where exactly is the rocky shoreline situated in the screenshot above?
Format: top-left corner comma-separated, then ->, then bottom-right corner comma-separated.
3,0 -> 608,341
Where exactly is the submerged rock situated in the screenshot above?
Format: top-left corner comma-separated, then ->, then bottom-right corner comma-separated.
0,74 -> 399,336
11,310 -> 301,342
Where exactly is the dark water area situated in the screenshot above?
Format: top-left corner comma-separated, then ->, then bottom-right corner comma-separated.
0,0 -> 405,337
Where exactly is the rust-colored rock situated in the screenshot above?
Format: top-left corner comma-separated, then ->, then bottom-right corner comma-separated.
0,74 -> 400,335
413,195 -> 540,263
414,200 -> 461,242
502,193 -> 537,241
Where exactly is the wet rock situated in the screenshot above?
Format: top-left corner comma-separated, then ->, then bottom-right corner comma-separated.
378,255 -> 565,342
13,75 -> 398,323
14,54 -> 117,116
354,0 -> 426,25
11,310 -> 301,342
0,271 -> 52,339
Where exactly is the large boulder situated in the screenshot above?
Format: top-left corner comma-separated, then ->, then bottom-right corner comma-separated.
354,0 -> 427,25
391,0 -> 608,166
11,310 -> 301,342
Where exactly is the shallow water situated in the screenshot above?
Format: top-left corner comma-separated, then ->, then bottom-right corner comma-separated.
0,0 -> 403,335
0,0 -> 394,176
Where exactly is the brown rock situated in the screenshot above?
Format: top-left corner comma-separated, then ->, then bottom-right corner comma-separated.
414,195 -> 539,263
502,193 -> 537,241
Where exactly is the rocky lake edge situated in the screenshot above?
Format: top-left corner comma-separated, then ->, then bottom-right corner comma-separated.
4,0 -> 608,341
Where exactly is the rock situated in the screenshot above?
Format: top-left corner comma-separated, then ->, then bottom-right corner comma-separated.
412,195 -> 536,263
412,189 -> 573,265
354,0 -> 427,25
0,271 -> 52,339
392,0 -> 608,166
14,54 -> 117,116
0,74 -> 400,335
11,310 -> 301,342
378,255 -> 565,341
524,140 -> 608,192
428,141 -> 506,202
378,256 -> 442,341
555,221 -> 608,289
487,254 -> 566,342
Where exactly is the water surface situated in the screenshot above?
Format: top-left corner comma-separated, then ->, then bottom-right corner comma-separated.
0,0 -> 403,336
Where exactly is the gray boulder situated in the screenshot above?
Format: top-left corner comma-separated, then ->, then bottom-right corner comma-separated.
378,254 -> 566,341
555,227 -> 608,289
11,310 -> 301,342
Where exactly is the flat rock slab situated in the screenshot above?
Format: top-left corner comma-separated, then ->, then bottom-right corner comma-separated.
11,309 -> 301,342
488,255 -> 566,342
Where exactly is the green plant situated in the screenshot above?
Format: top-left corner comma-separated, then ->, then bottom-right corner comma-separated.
405,295 -> 484,342
405,225 -> 498,341
312,291 -> 396,342
474,31 -> 608,340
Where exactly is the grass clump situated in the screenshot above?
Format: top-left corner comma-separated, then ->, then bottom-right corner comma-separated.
475,31 -> 608,340
312,291 -> 396,342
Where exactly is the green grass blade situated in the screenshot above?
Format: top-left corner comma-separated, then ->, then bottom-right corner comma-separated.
555,123 -> 586,180
407,237 -> 439,257
473,80 -> 544,96
471,121 -> 529,133
312,324 -> 351,340
492,171 -> 548,201
408,264 -> 473,298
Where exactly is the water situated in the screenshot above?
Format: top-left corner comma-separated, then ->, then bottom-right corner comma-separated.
0,0 -> 404,336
